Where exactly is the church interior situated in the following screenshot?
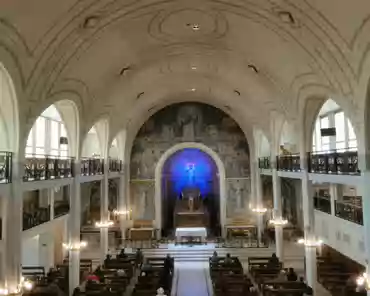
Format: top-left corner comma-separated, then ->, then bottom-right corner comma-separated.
0,1 -> 370,296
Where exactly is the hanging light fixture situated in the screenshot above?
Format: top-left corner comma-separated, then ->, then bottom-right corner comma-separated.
297,238 -> 323,247
252,207 -> 267,214
269,218 -> 288,226
62,241 -> 88,251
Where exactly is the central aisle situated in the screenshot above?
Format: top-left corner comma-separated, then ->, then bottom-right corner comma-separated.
174,261 -> 212,296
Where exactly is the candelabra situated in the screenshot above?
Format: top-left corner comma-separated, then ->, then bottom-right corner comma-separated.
95,220 -> 114,228
62,241 -> 87,251
269,218 -> 288,226
297,238 -> 323,247
252,207 -> 267,214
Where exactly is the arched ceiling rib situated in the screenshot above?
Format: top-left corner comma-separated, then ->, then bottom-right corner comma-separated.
1,0 -> 370,133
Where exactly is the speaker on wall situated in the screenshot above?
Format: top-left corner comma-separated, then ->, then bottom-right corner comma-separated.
320,128 -> 336,137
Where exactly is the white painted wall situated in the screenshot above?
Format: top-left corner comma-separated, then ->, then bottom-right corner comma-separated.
81,133 -> 101,157
22,236 -> 40,267
314,210 -> 365,265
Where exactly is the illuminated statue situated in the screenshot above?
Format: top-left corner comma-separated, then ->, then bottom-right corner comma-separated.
186,162 -> 196,186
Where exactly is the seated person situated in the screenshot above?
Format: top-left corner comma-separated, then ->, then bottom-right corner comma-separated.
275,269 -> 287,281
104,254 -> 111,266
156,287 -> 167,296
211,251 -> 218,263
287,267 -> 298,281
141,258 -> 152,272
117,269 -> 127,277
269,253 -> 279,264
117,248 -> 127,259
86,274 -> 99,283
93,266 -> 104,282
224,253 -> 233,265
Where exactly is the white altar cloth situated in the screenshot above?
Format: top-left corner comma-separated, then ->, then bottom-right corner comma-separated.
175,227 -> 207,240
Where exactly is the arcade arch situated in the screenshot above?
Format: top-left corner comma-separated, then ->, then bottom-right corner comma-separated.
311,99 -> 357,152
0,63 -> 19,152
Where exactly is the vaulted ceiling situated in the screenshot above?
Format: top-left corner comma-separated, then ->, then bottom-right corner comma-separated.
1,0 -> 370,137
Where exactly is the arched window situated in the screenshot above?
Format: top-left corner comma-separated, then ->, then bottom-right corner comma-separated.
312,99 -> 357,152
26,105 -> 68,157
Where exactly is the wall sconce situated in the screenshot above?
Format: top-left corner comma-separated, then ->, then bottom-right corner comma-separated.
62,241 -> 87,251
297,238 -> 323,247
95,221 -> 114,228
113,209 -> 131,216
252,208 -> 267,214
356,272 -> 370,290
269,218 -> 288,226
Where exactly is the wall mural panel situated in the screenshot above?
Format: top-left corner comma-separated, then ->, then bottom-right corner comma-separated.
130,102 -> 250,221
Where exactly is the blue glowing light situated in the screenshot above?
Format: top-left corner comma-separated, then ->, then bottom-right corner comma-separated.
164,148 -> 217,196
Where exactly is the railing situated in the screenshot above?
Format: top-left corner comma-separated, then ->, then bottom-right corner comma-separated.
23,207 -> 50,230
54,201 -> 70,218
258,157 -> 271,169
334,200 -> 363,225
23,154 -> 74,182
108,158 -> 122,172
276,154 -> 301,172
0,151 -> 12,184
80,158 -> 104,176
308,150 -> 359,175
314,196 -> 331,214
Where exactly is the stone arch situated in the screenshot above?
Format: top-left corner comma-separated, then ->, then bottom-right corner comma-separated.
23,100 -> 79,158
81,119 -> 110,159
0,63 -> 19,152
154,142 -> 227,235
277,120 -> 299,154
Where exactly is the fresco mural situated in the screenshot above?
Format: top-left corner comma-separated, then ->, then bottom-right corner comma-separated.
129,102 -> 250,220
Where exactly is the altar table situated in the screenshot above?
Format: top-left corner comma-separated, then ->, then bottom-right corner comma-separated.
129,227 -> 155,240
175,227 -> 207,241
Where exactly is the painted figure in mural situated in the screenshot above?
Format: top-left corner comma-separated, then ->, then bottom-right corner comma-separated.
177,105 -> 202,140
137,188 -> 148,219
235,182 -> 244,209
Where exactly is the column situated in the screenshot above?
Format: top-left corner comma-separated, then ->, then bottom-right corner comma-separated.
49,188 -> 55,220
272,166 -> 284,260
4,160 -> 23,293
360,171 -> 370,295
301,171 -> 317,293
100,162 -> 109,263
255,162 -> 265,245
68,162 -> 81,295
329,184 -> 337,216
118,175 -> 127,241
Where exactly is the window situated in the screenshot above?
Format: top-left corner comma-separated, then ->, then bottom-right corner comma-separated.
312,106 -> 357,152
25,105 -> 69,158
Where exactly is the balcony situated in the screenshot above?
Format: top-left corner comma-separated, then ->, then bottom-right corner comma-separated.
54,200 -> 70,218
276,154 -> 301,172
108,158 -> 122,173
308,150 -> 359,175
334,200 -> 363,225
0,151 -> 12,184
314,195 -> 331,214
81,158 -> 104,176
258,157 -> 271,169
23,154 -> 74,182
23,206 -> 50,230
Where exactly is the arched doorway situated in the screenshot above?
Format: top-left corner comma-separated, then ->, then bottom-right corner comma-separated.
161,148 -> 220,236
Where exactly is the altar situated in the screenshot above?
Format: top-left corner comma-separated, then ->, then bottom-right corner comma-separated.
175,227 -> 207,242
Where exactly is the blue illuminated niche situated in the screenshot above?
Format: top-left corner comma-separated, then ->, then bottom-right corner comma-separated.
163,148 -> 218,196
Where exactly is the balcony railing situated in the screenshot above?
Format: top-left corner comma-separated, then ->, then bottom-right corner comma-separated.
23,154 -> 74,182
308,150 -> 359,175
108,158 -> 122,172
258,157 -> 271,169
54,201 -> 70,218
314,196 -> 331,214
334,200 -> 363,225
0,151 -> 12,184
23,207 -> 50,230
81,158 -> 104,176
277,154 -> 301,172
